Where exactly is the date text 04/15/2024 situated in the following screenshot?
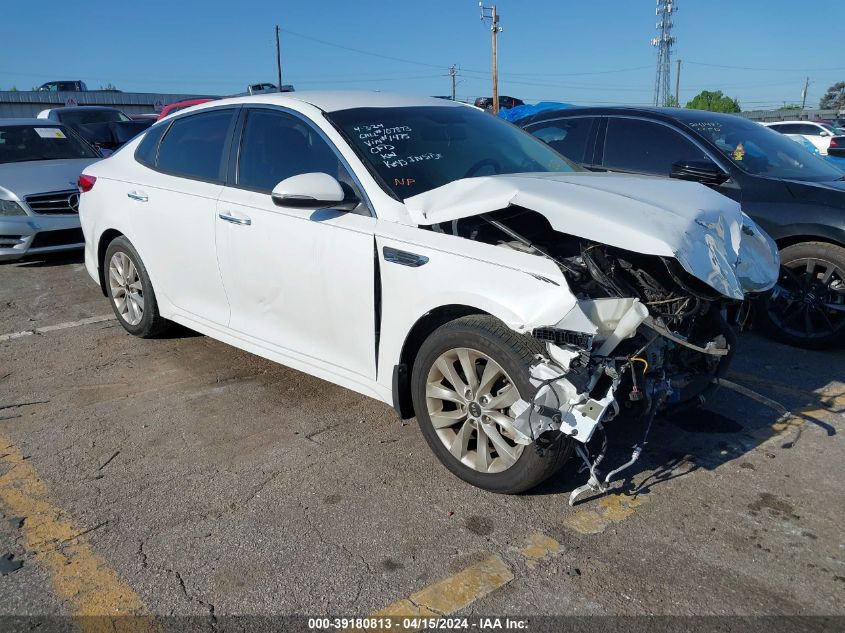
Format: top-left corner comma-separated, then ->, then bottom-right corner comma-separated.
306,617 -> 530,630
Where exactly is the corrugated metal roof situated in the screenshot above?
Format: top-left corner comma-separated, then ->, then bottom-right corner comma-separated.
0,91 -> 217,117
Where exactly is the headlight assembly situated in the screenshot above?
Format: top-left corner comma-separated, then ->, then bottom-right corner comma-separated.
0,199 -> 27,217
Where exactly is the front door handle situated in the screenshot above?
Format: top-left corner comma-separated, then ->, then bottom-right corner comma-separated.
127,191 -> 148,202
218,213 -> 252,226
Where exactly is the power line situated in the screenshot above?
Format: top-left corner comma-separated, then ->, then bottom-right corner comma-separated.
278,27 -> 481,72
686,61 -> 845,72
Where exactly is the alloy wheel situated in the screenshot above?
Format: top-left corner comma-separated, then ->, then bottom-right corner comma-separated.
766,258 -> 845,340
108,251 -> 144,326
425,347 -> 525,474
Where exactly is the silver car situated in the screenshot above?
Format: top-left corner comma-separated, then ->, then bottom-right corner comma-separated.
0,118 -> 99,261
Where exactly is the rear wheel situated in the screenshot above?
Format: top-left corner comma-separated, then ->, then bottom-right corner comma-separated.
411,315 -> 573,494
757,242 -> 845,349
104,236 -> 169,338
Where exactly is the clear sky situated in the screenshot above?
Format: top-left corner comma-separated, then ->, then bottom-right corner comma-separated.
3,0 -> 844,110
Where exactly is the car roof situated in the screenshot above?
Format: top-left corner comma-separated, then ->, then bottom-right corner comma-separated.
0,118 -> 61,126
44,106 -> 124,113
185,91 -> 466,114
514,105 -> 763,127
763,120 -> 822,125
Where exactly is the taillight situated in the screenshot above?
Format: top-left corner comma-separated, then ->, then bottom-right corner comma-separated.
830,138 -> 839,147
77,175 -> 97,193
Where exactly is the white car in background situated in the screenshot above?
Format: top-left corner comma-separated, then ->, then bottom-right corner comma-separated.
77,92 -> 779,500
763,120 -> 841,155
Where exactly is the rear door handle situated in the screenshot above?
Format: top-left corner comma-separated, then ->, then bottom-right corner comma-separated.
127,191 -> 148,202
218,212 -> 251,226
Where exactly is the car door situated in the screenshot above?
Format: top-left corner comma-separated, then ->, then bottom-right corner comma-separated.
597,116 -> 742,203
127,107 -> 237,326
522,116 -> 600,167
215,106 -> 377,380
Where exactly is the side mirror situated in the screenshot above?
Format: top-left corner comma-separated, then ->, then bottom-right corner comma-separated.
670,160 -> 729,186
270,173 -> 357,210
819,130 -> 831,137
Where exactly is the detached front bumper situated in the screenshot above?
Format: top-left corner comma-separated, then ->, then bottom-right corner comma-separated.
0,215 -> 84,261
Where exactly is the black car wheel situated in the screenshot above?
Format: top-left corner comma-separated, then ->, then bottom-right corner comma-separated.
104,236 -> 170,338
758,242 -> 845,349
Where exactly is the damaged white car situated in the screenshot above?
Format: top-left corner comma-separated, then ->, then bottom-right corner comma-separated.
78,92 -> 779,499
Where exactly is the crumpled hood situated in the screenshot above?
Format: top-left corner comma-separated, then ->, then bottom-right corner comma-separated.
405,172 -> 779,299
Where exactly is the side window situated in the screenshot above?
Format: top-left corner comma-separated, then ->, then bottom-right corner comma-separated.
134,122 -> 169,168
603,118 -> 709,175
237,109 -> 354,192
527,117 -> 594,164
157,109 -> 235,182
798,124 -> 822,136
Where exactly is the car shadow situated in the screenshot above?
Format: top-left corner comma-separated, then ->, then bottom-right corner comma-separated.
155,323 -> 204,339
4,250 -> 85,268
530,332 -> 843,499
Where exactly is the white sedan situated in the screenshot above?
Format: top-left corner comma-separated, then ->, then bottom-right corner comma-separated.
763,120 -> 842,155
78,92 -> 779,499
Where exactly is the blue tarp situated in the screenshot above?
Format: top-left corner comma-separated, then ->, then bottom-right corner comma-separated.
497,101 -> 574,123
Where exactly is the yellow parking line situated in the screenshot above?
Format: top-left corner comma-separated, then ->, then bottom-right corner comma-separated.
0,436 -> 147,627
564,492 -> 649,535
519,533 -> 561,569
371,554 -> 513,624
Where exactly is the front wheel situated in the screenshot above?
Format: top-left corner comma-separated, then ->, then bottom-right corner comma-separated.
757,241 -> 845,349
104,236 -> 169,338
411,315 -> 573,494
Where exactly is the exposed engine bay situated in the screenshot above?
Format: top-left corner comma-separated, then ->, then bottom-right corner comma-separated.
430,206 -> 743,503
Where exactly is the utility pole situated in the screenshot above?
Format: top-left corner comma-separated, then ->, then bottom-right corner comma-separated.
275,25 -> 283,92
480,3 -> 502,114
674,59 -> 681,107
651,0 -> 677,107
448,65 -> 458,101
801,76 -> 810,109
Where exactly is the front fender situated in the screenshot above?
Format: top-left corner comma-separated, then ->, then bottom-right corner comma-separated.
374,222 -> 576,392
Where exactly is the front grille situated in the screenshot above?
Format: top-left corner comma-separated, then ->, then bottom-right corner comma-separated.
24,190 -> 79,215
30,228 -> 84,249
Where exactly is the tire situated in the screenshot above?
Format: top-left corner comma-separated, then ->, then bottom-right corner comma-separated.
756,241 -> 845,349
411,315 -> 574,494
104,236 -> 169,338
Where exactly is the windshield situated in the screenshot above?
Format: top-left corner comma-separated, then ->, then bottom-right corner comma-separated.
0,125 -> 99,164
326,105 -> 579,199
60,109 -> 130,126
686,116 -> 844,182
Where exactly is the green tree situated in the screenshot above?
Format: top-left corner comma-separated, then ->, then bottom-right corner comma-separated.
8,86 -> 18,92
685,90 -> 741,113
100,82 -> 118,91
819,81 -> 845,110
664,95 -> 679,107
778,103 -> 802,111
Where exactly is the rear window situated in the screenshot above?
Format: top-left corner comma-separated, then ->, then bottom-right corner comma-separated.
0,125 -> 98,164
156,109 -> 235,182
134,123 -> 169,168
60,109 -> 130,127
